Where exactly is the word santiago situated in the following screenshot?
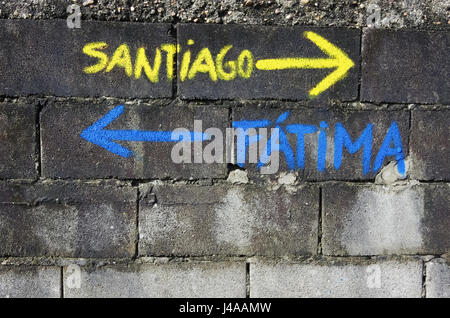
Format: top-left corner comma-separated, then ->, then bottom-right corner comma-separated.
81,30 -> 354,97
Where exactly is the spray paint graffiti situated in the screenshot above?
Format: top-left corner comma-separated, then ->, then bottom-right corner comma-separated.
81,106 -> 406,176
80,105 -> 207,158
81,31 -> 354,98
233,111 -> 405,175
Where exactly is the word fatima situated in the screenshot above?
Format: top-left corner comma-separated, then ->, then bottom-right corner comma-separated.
233,111 -> 405,175
81,106 -> 406,176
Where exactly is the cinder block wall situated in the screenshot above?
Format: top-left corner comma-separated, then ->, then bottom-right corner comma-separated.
0,0 -> 449,298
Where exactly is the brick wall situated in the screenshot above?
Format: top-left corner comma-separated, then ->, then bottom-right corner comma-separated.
0,0 -> 449,298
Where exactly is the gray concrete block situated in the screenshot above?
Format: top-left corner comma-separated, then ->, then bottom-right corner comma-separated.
0,181 -> 137,258
0,266 -> 60,298
41,102 -> 228,179
139,184 -> 319,256
361,29 -> 450,104
0,20 -> 173,98
322,183 -> 450,256
426,258 -> 450,298
410,110 -> 450,181
0,103 -> 36,179
178,24 -> 360,101
250,259 -> 423,298
63,262 -> 246,298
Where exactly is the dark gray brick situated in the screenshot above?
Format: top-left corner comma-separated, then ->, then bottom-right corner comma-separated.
232,106 -> 409,181
41,102 -> 228,179
139,184 -> 319,256
178,24 -> 360,101
0,266 -> 60,298
0,182 -> 137,258
361,29 -> 450,104
0,103 -> 36,179
0,20 -> 173,98
410,110 -> 450,181
64,262 -> 246,298
322,183 -> 450,256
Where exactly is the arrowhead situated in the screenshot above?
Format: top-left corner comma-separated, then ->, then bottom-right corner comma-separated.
304,31 -> 355,97
80,105 -> 134,158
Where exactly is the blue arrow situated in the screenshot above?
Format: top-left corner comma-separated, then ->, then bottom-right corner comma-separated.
81,105 -> 208,158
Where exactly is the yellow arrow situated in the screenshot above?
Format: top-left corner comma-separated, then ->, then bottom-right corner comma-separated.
255,31 -> 355,97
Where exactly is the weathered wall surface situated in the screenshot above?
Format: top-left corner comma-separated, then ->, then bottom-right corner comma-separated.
0,0 -> 449,298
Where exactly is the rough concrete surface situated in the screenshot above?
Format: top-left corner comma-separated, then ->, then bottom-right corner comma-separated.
0,103 -> 36,179
63,262 -> 247,298
361,29 -> 450,104
322,183 -> 450,255
0,266 -> 60,298
250,259 -> 423,298
139,184 -> 319,256
0,181 -> 137,258
426,258 -> 450,297
410,110 -> 450,180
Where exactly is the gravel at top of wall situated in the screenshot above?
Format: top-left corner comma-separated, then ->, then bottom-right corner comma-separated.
0,0 -> 448,29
